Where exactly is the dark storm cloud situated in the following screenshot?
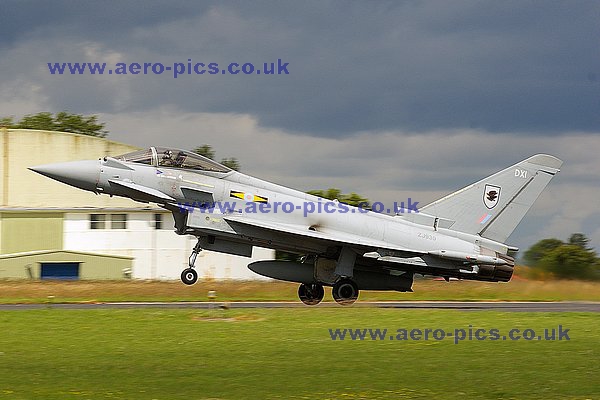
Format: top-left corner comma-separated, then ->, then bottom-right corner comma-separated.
0,1 -> 199,48
2,0 -> 599,135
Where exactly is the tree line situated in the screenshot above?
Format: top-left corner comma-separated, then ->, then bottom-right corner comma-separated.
524,233 -> 600,280
1,111 -> 108,137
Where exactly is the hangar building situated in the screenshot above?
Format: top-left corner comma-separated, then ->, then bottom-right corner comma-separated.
0,128 -> 273,280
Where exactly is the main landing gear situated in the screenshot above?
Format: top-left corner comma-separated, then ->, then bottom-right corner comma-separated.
332,278 -> 359,306
298,278 -> 359,306
181,239 -> 202,285
298,283 -> 325,305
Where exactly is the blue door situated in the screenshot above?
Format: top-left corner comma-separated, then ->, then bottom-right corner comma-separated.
40,263 -> 80,280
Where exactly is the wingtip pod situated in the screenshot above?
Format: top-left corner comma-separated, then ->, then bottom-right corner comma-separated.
525,154 -> 563,173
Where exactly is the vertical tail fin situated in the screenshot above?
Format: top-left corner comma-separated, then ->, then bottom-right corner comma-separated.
421,154 -> 562,243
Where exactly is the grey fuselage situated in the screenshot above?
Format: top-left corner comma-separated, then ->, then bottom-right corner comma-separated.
95,156 -> 513,283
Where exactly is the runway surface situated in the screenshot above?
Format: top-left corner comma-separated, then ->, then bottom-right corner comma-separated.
1,301 -> 599,312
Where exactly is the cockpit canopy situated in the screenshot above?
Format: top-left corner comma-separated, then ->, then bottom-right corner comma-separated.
115,147 -> 231,173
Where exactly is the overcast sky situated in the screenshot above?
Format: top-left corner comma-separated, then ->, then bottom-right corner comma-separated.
1,0 -> 599,254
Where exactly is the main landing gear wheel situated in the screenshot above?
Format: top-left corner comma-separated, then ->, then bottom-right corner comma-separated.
181,268 -> 198,285
298,283 -> 325,306
332,278 -> 359,306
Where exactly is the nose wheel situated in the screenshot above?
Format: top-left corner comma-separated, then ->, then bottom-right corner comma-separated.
181,268 -> 198,285
181,239 -> 202,285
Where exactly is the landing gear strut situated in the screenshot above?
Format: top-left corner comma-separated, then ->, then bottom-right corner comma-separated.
332,278 -> 359,305
181,239 -> 202,285
298,283 -> 325,306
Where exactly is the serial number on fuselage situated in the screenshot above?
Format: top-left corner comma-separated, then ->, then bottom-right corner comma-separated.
417,232 -> 437,241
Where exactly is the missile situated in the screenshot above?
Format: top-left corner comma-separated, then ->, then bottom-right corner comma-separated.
428,250 -> 511,266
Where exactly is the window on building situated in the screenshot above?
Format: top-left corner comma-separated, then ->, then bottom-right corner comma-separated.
110,214 -> 128,229
154,213 -> 163,230
90,214 -> 106,230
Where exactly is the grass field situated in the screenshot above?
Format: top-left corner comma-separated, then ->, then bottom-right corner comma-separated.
0,308 -> 598,399
1,275 -> 600,304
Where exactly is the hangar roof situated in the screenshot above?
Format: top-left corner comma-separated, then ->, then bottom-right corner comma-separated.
1,129 -> 150,209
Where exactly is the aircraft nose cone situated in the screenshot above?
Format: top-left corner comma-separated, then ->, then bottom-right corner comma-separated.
29,160 -> 99,191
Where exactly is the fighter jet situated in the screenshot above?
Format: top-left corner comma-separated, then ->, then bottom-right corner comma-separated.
30,147 -> 562,305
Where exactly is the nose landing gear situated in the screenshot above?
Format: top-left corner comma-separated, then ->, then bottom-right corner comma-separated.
180,268 -> 198,285
181,239 -> 202,285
